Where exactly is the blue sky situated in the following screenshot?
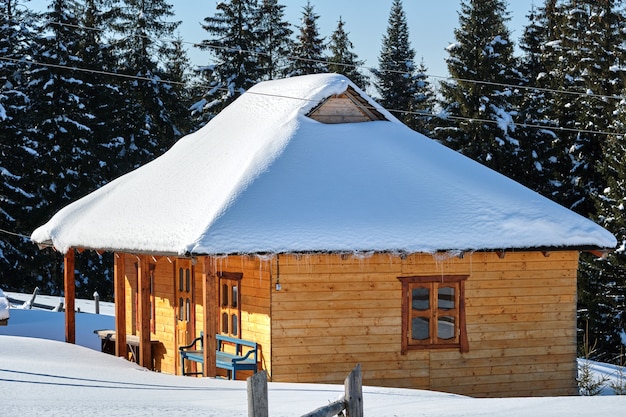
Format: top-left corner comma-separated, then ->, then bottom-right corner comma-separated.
28,0 -> 534,78
177,1 -> 533,78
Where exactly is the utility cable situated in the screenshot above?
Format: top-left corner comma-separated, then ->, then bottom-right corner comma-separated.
1,54 -> 622,137
0,228 -> 31,240
6,13 -> 626,104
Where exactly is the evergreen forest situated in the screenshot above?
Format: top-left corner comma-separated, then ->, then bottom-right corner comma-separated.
1,0 -> 626,365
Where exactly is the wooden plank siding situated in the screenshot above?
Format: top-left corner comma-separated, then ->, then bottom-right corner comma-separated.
121,255 -> 178,374
223,255 -> 272,379
269,251 -> 580,397
118,250 -> 579,397
307,88 -> 387,124
120,254 -> 272,378
189,255 -> 273,379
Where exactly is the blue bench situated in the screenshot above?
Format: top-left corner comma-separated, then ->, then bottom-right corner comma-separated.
179,333 -> 258,380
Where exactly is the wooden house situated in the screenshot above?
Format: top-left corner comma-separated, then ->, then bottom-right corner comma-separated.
32,74 -> 616,398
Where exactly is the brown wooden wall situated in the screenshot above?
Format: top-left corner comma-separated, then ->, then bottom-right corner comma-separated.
118,250 -> 579,397
121,255 -> 178,374
120,254 -> 272,378
269,251 -> 580,398
209,255 -> 272,379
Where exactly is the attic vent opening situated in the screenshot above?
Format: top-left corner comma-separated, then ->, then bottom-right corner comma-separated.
307,86 -> 388,124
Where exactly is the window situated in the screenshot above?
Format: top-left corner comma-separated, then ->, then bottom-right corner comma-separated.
219,272 -> 242,338
178,266 -> 192,323
398,275 -> 469,354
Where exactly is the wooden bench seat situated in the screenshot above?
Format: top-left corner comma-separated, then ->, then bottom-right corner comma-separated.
94,329 -> 157,368
179,333 -> 258,379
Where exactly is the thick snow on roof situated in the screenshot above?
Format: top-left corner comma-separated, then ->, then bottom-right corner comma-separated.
31,74 -> 616,256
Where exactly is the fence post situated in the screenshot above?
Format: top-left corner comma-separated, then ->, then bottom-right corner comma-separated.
93,291 -> 100,314
345,364 -> 363,417
247,371 -> 268,417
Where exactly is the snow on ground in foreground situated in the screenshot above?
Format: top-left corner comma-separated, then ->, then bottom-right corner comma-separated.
1,334 -> 625,417
1,307 -> 626,416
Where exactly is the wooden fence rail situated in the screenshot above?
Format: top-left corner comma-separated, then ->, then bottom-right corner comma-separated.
247,364 -> 363,417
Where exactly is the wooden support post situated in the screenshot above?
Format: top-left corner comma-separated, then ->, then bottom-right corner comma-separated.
247,371 -> 268,417
344,364 -> 363,417
202,257 -> 217,377
64,249 -> 76,344
137,256 -> 152,369
114,253 -> 127,358
459,282 -> 469,354
93,291 -> 100,314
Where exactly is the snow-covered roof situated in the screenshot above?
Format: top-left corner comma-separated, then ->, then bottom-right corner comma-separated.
31,74 -> 616,256
0,289 -> 10,321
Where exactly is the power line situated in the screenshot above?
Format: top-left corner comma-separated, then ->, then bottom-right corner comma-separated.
426,113 -> 619,137
430,74 -> 624,102
3,12 -> 624,137
7,12 -> 626,104
0,228 -> 31,240
1,54 -> 621,138
0,56 -> 187,86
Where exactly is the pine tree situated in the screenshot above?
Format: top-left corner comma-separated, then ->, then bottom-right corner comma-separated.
562,0 -> 626,217
577,1 -> 626,365
515,3 -> 564,199
194,0 -> 261,123
256,0 -> 292,80
373,0 -> 432,133
109,0 -> 184,174
527,0 -> 626,366
161,34 -> 194,136
24,0 -> 97,295
69,0 -> 129,300
582,99 -> 626,362
437,0 -> 519,179
536,1 -> 626,366
288,1 -> 327,76
408,59 -> 436,136
0,0 -> 42,294
77,0 -> 123,188
327,16 -> 368,89
557,1 -> 600,215
531,0 -> 574,205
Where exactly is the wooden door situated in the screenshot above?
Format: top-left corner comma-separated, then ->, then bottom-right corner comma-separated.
175,259 -> 195,374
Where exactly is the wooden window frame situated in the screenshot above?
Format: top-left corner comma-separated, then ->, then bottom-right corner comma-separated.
398,275 -> 469,354
218,272 -> 243,338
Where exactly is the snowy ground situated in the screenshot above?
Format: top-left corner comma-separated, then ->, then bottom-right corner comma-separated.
1,295 -> 626,416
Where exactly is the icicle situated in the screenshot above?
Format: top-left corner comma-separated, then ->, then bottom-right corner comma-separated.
256,253 -> 275,286
212,255 -> 228,275
431,251 -> 463,280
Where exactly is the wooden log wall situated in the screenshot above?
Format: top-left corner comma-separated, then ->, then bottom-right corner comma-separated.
269,251 -> 580,398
